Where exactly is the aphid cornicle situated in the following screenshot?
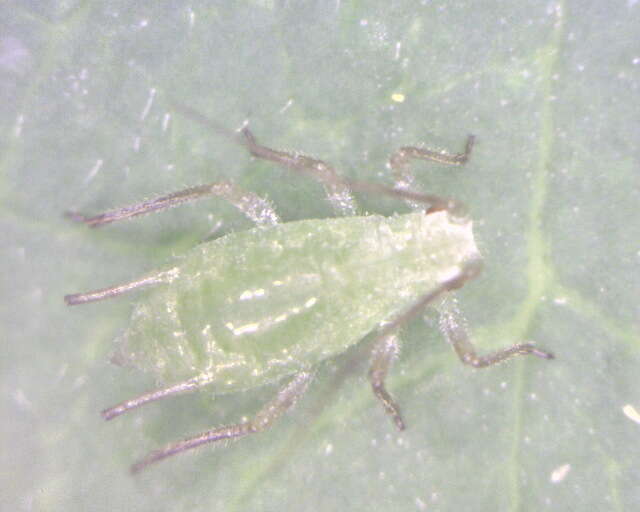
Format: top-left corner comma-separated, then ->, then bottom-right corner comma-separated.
65,103 -> 553,473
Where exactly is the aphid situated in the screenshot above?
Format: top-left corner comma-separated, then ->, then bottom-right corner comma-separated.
65,103 -> 553,473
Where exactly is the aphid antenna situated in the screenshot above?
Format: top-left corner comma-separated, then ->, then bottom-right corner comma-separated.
167,97 -> 242,145
168,99 -> 470,217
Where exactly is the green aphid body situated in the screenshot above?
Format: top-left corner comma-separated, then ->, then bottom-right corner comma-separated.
117,210 -> 479,393
65,118 -> 552,472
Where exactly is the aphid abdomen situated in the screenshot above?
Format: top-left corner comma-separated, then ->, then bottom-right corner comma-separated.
116,211 -> 480,393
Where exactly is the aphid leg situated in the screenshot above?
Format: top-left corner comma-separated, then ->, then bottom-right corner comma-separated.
102,376 -> 208,420
66,181 -> 279,228
388,135 -> 475,210
365,259 -> 481,429
390,134 -> 475,191
368,333 -> 406,430
438,295 -> 554,367
366,258 -> 551,428
64,267 -> 179,305
239,127 -> 358,216
130,371 -> 313,473
169,101 -> 358,216
345,180 -> 466,216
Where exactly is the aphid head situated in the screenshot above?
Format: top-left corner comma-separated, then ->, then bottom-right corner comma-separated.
445,256 -> 484,291
425,198 -> 469,224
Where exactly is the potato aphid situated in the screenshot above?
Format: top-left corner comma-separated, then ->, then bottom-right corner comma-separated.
65,104 -> 553,473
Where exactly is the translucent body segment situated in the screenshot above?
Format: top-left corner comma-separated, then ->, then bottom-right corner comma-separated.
389,135 -> 475,210
66,181 -> 279,228
130,371 -> 313,473
115,211 -> 480,392
438,296 -> 554,367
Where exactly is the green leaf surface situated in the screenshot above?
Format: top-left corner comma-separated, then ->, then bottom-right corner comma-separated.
2,1 -> 639,510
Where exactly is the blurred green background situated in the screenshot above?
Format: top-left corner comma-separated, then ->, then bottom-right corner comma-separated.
2,1 -> 639,510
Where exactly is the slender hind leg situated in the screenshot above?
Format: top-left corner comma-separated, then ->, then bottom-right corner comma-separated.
389,135 -> 475,209
101,374 -> 213,420
130,371 -> 314,473
64,267 -> 180,305
367,258 -> 552,429
67,180 -> 279,228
